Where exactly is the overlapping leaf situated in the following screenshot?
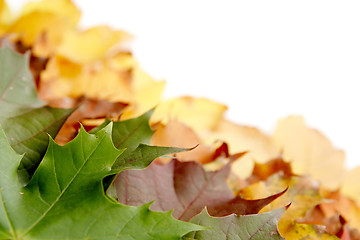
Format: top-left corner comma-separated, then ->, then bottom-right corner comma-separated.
91,109 -> 188,171
151,120 -> 215,163
184,207 -> 286,240
5,0 -> 81,57
0,42 -> 44,114
238,161 -> 342,239
2,1 -> 360,239
273,116 -> 346,190
0,43 -> 73,182
0,124 -> 203,239
115,159 -> 285,221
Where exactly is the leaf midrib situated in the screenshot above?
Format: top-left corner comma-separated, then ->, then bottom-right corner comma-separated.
248,210 -> 281,239
20,133 -> 106,237
0,192 -> 17,239
177,166 -> 227,220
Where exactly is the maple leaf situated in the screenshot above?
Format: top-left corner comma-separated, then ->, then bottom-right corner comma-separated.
0,43 -> 73,183
5,0 -> 80,57
8,0 -> 80,57
298,205 -> 358,239
183,207 -> 286,240
238,166 -> 343,239
39,47 -> 164,119
88,109 -> 187,171
0,42 -> 44,113
317,191 -> 360,237
115,159 -> 285,221
341,166 -> 360,205
120,67 -> 166,120
0,123 -> 203,239
206,119 -> 281,178
151,97 -> 227,134
273,116 -> 346,190
0,0 -> 11,36
53,98 -> 127,145
151,98 -> 280,175
57,26 -> 130,64
40,53 -> 133,102
2,1 -> 360,239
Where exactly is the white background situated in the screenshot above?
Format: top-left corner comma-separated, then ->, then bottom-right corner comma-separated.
9,0 -> 360,168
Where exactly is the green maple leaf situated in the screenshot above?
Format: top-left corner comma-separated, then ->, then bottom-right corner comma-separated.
184,207 -> 286,240
0,43 -> 73,183
92,110 -> 188,171
0,42 -> 44,115
0,124 -> 203,239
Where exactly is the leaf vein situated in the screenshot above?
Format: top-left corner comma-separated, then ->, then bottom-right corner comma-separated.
21,133 -> 106,237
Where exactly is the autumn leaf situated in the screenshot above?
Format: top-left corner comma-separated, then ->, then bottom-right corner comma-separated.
2,0 -> 165,130
0,0 -> 11,35
273,116 -> 346,190
183,207 -> 286,240
298,205 -> 360,239
2,1 -> 360,239
40,54 -> 133,102
120,67 -> 166,120
341,167 -> 360,204
39,46 -> 164,118
54,98 -> 127,145
115,159 -> 285,221
0,123 -> 203,239
151,96 -> 227,134
318,191 -> 360,237
57,26 -> 130,64
238,163 -> 342,239
206,119 -> 281,178
6,0 -> 80,57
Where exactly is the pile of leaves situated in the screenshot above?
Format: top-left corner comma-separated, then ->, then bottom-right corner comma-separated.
1,0 -> 360,239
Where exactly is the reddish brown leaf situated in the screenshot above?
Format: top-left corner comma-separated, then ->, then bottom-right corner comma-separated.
212,142 -> 229,159
207,188 -> 287,217
115,159 -> 285,221
248,158 -> 294,184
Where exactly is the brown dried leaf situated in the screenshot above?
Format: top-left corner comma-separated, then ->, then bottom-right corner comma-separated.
248,158 -> 294,184
115,159 -> 284,221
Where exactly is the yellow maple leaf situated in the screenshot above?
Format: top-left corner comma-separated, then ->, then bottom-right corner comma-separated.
6,0 -> 80,57
21,0 -> 80,25
40,54 -> 133,102
151,97 -> 227,134
0,0 -> 11,35
206,119 -> 280,178
273,116 -> 346,190
57,26 -> 130,64
120,67 -> 165,120
341,167 -> 360,204
239,172 -> 337,239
